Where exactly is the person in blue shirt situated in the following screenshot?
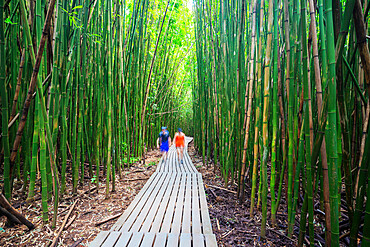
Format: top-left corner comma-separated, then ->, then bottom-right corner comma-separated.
157,126 -> 172,162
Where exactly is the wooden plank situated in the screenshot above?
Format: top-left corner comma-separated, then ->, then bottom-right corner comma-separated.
185,152 -> 194,173
174,151 -> 178,172
157,150 -> 166,172
182,156 -> 188,173
184,153 -> 197,173
181,174 -> 191,233
139,232 -> 156,246
182,158 -> 189,173
127,232 -> 144,247
153,233 -> 167,247
112,172 -> 161,231
120,173 -> 167,232
183,154 -> 190,173
113,172 -> 162,231
197,174 -> 213,234
169,173 -> 186,233
130,173 -> 172,232
182,153 -> 190,173
188,151 -> 198,173
115,232 -> 133,247
169,146 -> 175,170
160,173 -> 184,233
193,234 -> 205,247
162,156 -> 166,173
170,150 -> 176,173
163,150 -> 169,171
150,174 -> 181,233
166,151 -> 171,172
166,233 -> 179,247
179,233 -> 191,247
204,234 -> 217,247
140,173 -> 177,232
177,159 -> 182,173
174,151 -> 179,173
192,173 -> 202,234
101,232 -> 121,247
89,231 -> 109,247
183,156 -> 192,173
171,149 -> 177,172
156,161 -> 162,173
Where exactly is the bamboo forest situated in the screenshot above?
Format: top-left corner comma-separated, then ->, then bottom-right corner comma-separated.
0,0 -> 369,246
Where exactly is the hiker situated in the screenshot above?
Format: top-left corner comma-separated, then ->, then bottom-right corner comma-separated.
174,128 -> 185,164
157,127 -> 171,162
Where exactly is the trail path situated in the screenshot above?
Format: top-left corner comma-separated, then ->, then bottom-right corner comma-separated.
89,137 -> 217,247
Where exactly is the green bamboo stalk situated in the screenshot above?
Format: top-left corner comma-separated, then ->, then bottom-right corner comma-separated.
301,0 -> 314,244
317,0 -> 332,242
260,0 -> 274,237
0,0 -> 11,200
250,0 -> 263,217
290,118 -> 305,238
283,0 -> 294,236
26,101 -> 39,202
105,0 -> 114,198
239,0 -> 257,202
270,0 -> 279,226
59,0 -> 69,196
38,96 -> 49,224
325,0 -> 340,243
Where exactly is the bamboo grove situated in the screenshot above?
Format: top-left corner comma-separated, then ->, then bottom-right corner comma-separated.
0,0 -> 194,227
193,0 -> 370,245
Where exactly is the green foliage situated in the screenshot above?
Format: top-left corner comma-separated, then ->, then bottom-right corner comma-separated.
4,17 -> 17,25
61,5 -> 83,28
122,157 -> 140,164
90,175 -> 97,183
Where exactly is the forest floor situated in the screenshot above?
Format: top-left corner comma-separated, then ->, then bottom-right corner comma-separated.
187,143 -> 297,247
0,149 -> 162,247
1,142 -> 299,247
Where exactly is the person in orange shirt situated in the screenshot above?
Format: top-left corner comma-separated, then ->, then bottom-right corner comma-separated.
174,128 -> 185,164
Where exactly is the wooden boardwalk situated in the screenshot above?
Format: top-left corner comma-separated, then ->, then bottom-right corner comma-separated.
89,137 -> 217,247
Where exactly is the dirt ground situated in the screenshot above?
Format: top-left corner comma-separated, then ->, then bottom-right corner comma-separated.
0,149 -> 162,247
187,144 -> 297,247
